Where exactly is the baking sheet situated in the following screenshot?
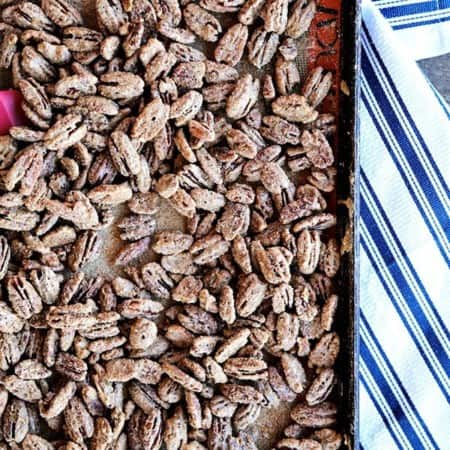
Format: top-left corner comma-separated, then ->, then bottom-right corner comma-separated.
0,0 -> 361,446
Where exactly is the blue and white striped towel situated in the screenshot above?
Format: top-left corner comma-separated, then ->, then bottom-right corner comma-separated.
359,1 -> 450,449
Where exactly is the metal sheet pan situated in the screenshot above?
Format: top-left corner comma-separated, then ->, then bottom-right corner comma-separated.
0,0 -> 361,445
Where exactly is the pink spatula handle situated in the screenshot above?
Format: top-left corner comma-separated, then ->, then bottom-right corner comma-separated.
0,90 -> 27,135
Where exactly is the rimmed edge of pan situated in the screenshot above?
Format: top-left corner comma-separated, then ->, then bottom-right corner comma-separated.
335,1 -> 361,448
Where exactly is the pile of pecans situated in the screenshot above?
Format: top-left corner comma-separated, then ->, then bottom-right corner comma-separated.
0,0 -> 344,448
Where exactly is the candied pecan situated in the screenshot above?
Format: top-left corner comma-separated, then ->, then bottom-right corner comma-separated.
225,128 -> 258,160
226,183 -> 255,205
131,98 -> 170,143
64,396 -> 95,443
302,66 -> 333,108
226,74 -> 260,121
261,115 -> 301,145
319,238 -> 340,277
248,27 -> 279,68
214,23 -> 248,67
162,362 -> 203,392
55,352 -> 88,381
115,237 -> 150,265
220,384 -> 264,404
118,297 -> 164,319
235,273 -> 267,317
297,229 -> 322,274
321,294 -> 338,332
42,0 -> 82,27
158,21 -> 196,45
88,183 -> 133,206
311,428 -> 342,449
308,332 -> 340,368
216,202 -> 250,241
291,402 -> 337,428
0,236 -> 11,281
21,45 -> 57,83
224,357 -> 268,381
301,130 -> 335,169
286,0 -> 316,39
108,131 -> 141,177
281,353 -> 307,393
2,398 -> 29,443
0,33 -> 19,70
239,0 -> 266,24
205,61 -> 239,84
261,0 -> 289,34
306,368 -> 335,406
233,406 -> 261,432
163,406 -> 188,449
253,241 -> 292,284
190,233 -> 230,265
190,189 -> 225,213
273,94 -> 319,123
210,395 -> 237,418
152,231 -> 193,255
274,56 -> 300,95
172,61 -> 205,89
268,366 -> 297,402
184,4 -> 222,42
2,374 -> 42,402
276,312 -> 299,350
262,73 -> 277,100
307,167 -> 337,193
22,434 -> 55,449
44,114 -> 87,151
18,78 -> 52,122
231,236 -> 252,274
98,71 -> 144,99
142,262 -> 174,299
47,301 -> 97,330
117,214 -> 156,241
208,416 -> 233,449
277,438 -> 321,449
178,304 -> 219,335
7,274 -> 42,320
171,96 -> 202,132
55,73 -> 98,100
169,42 -> 206,62
200,0 -> 245,12
172,276 -> 202,304
279,37 -> 298,60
